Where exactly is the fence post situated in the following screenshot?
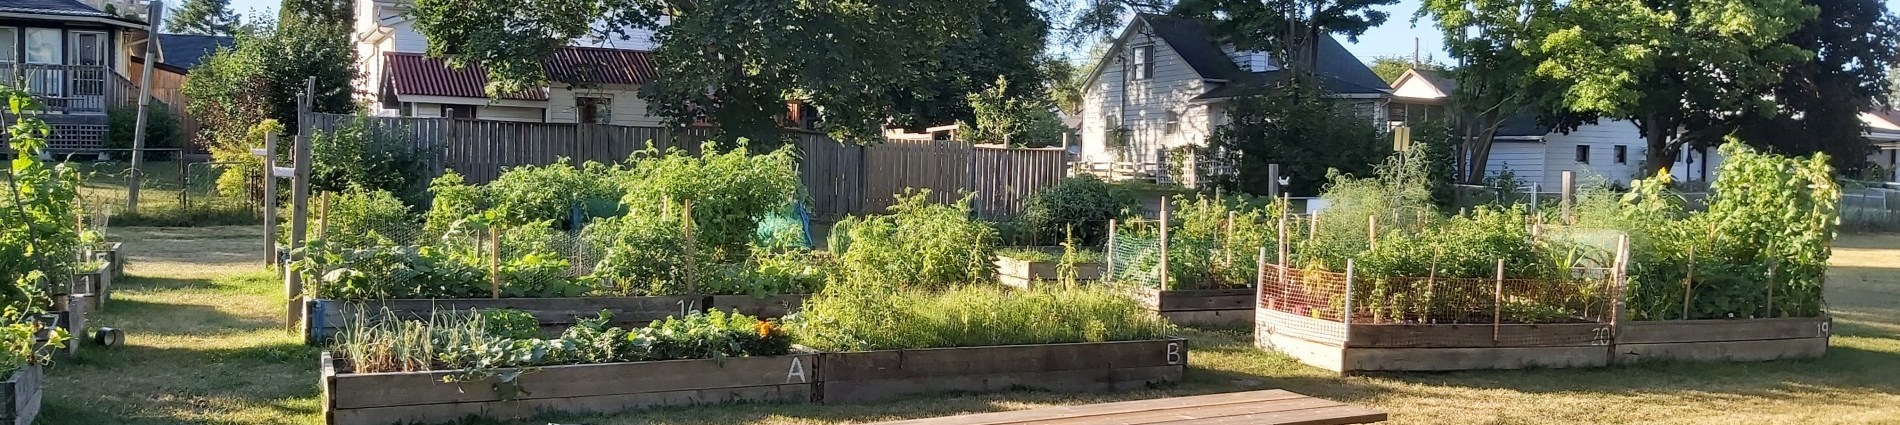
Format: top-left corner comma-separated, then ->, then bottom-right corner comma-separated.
1267,163 -> 1281,199
285,77 -> 314,332
1158,198 -> 1170,291
1613,234 -> 1630,335
1560,170 -> 1575,225
683,201 -> 697,295
1105,219 -> 1117,280
1343,259 -> 1356,329
1493,258 -> 1505,343
1683,245 -> 1695,320
1367,214 -> 1378,251
1765,255 -> 1777,319
488,226 -> 501,299
262,133 -> 278,267
1256,247 -> 1267,312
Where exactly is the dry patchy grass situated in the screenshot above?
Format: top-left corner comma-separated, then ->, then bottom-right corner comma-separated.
34,230 -> 1900,424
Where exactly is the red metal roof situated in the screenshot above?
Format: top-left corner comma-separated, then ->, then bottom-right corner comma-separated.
384,47 -> 661,101
544,46 -> 659,86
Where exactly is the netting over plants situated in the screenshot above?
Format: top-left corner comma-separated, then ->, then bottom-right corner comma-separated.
1102,194 -> 1279,291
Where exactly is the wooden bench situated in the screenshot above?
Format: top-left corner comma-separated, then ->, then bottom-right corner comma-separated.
869,390 -> 1386,425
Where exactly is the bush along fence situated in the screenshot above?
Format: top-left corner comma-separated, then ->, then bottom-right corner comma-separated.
301,113 -> 1068,219
1252,144 -> 1839,372
1102,195 -> 1276,326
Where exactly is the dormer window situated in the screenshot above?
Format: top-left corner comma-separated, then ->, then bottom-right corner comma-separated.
1223,45 -> 1277,72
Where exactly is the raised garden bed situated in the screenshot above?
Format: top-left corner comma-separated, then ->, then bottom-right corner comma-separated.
815,338 -> 1188,404
320,352 -> 815,425
707,294 -> 808,319
1612,317 -> 1830,364
1133,288 -> 1254,327
71,262 -> 113,310
995,251 -> 1100,289
307,296 -> 704,341
0,365 -> 41,425
86,242 -> 124,279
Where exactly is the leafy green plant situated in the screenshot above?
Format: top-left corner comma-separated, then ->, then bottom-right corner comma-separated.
581,205 -> 703,296
483,159 -> 624,229
620,142 -> 800,262
336,307 -> 789,374
480,309 -> 541,339
698,250 -> 834,296
1017,175 -> 1133,246
790,284 -> 1174,352
311,114 -> 431,205
836,190 -> 998,290
105,103 -> 183,161
1,85 -> 82,307
291,188 -> 417,249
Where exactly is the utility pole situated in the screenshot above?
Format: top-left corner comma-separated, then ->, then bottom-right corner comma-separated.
126,0 -> 163,213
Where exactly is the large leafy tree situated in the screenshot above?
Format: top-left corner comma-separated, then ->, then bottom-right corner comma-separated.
887,1 -> 1051,131
183,15 -> 356,190
279,0 -> 351,23
1206,79 -> 1391,196
1731,0 -> 1899,174
1418,0 -> 1587,183
166,0 -> 241,36
1534,0 -> 1817,174
407,0 -> 1049,143
1174,0 -> 1396,72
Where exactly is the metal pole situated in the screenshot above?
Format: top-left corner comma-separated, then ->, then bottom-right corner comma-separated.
1267,163 -> 1281,199
125,0 -> 164,214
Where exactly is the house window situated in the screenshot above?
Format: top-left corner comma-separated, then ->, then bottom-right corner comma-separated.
576,96 -> 611,124
399,102 -> 415,117
1614,145 -> 1627,164
1575,145 -> 1590,164
0,28 -> 17,63
441,105 -> 475,119
23,28 -> 60,65
1133,45 -> 1155,80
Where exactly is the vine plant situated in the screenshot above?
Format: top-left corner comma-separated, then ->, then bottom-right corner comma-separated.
0,84 -> 77,374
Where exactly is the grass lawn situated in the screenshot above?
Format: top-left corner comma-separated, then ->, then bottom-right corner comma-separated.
39,227 -> 1900,424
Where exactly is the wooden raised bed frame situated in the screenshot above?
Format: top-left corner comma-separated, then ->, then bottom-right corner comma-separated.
995,252 -> 1101,289
0,364 -> 42,425
321,338 -> 1188,424
309,294 -> 809,341
321,352 -> 814,425
1136,288 -> 1254,327
1256,308 -> 1831,373
816,338 -> 1188,404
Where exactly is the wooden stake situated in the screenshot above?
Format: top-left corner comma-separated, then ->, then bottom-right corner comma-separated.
319,191 -> 331,239
488,226 -> 500,299
1344,259 -> 1356,326
683,201 -> 697,294
1158,198 -> 1171,290
1106,219 -> 1117,278
1765,256 -> 1777,319
1683,245 -> 1695,320
1427,248 -> 1440,322
1494,258 -> 1505,343
1367,214 -> 1378,251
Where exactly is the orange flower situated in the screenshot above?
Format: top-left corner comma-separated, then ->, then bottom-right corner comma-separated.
755,321 -> 776,338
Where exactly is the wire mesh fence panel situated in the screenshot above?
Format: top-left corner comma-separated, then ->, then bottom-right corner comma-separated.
1841,187 -> 1900,232
72,159 -> 258,225
1256,263 -> 1348,342
1104,231 -> 1165,291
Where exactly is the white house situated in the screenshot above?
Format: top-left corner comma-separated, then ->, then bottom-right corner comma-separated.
350,0 -> 664,125
1388,68 -> 1719,190
1861,110 -> 1900,183
1076,14 -> 1393,184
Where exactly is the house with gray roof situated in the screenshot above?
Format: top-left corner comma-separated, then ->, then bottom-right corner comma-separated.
1077,14 -> 1391,185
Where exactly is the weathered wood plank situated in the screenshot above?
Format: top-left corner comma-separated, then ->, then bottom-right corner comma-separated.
1256,329 -> 1347,374
1341,345 -> 1611,372
816,339 -> 1187,404
865,390 -> 1384,425
1147,288 -> 1257,312
331,383 -> 810,425
1164,309 -> 1256,327
707,294 -> 809,319
331,354 -> 813,409
1346,323 -> 1611,348
1612,336 -> 1829,364
819,365 -> 1185,405
1615,317 -> 1830,344
871,391 -> 1310,425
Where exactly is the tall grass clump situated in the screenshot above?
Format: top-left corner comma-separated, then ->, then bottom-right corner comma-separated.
790,285 -> 1174,351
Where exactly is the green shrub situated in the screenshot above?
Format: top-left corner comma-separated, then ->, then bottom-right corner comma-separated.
641,309 -> 792,360
336,308 -> 789,373
421,172 -> 488,240
484,159 -> 623,229
699,250 -> 833,296
299,244 -> 487,300
292,188 -> 416,249
310,115 -> 430,205
620,142 -> 800,261
480,309 -> 541,339
582,206 -> 705,296
1017,175 -> 1132,246
790,284 -> 1175,351
837,190 -> 997,289
105,103 -> 183,161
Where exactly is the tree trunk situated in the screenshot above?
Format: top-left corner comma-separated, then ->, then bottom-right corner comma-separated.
1640,115 -> 1681,177
1462,109 -> 1503,184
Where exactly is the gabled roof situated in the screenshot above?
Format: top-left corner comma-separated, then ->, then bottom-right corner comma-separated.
1135,13 -> 1390,98
0,0 -> 144,27
384,47 -> 660,101
1391,68 -> 1457,99
156,34 -> 234,71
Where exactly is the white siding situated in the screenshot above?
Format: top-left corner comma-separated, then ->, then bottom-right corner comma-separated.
1078,20 -> 1210,165
1390,77 -> 1443,99
1540,120 -> 1645,188
545,87 -> 663,126
1485,142 -> 1546,188
479,105 -> 547,122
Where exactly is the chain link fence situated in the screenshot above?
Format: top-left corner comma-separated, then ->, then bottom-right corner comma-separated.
72,157 -> 259,226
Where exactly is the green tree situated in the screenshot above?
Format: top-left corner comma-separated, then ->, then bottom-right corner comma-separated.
1171,0 -> 1398,73
1205,78 -> 1391,196
1731,0 -> 1898,174
166,0 -> 241,36
406,0 -> 1049,143
887,0 -> 1052,131
183,16 -> 357,195
279,0 -> 350,23
1366,55 -> 1446,83
964,77 -> 1068,147
1533,0 -> 1817,174
1417,0 -> 1585,183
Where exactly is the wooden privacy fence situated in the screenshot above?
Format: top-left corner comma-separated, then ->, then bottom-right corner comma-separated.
302,113 -> 1067,218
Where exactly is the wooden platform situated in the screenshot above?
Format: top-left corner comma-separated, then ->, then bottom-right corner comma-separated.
867,390 -> 1385,425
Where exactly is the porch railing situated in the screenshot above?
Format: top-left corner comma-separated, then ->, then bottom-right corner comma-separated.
0,63 -> 133,114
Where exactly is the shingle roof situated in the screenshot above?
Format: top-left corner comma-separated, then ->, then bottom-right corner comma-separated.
385,47 -> 660,101
0,0 -> 139,23
1139,13 -> 1390,98
1407,68 -> 1458,95
156,34 -> 234,70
